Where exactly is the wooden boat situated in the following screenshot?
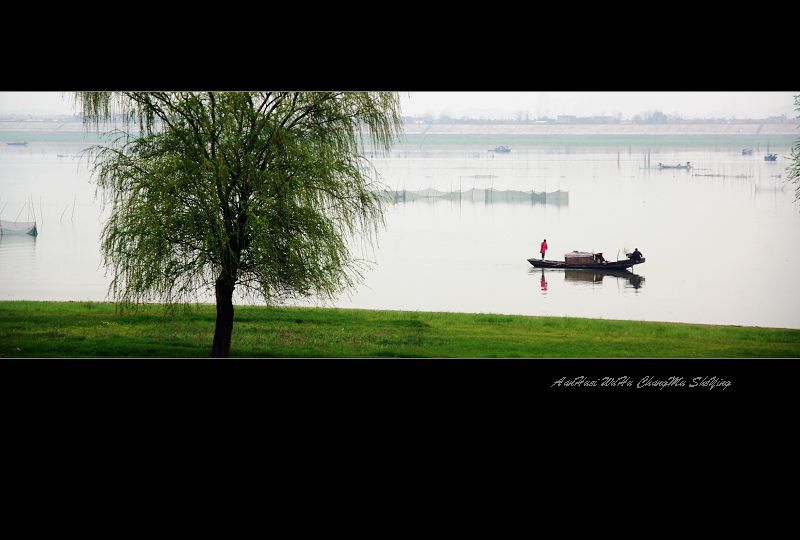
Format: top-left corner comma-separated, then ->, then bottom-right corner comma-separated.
491,145 -> 511,153
657,161 -> 691,170
6,141 -> 28,146
742,148 -> 753,155
764,153 -> 778,161
528,250 -> 644,270
529,258 -> 644,270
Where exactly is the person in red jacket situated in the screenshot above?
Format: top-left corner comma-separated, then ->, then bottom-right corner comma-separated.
540,239 -> 548,260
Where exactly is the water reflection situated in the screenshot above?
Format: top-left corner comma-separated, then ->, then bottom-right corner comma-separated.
531,267 -> 645,292
0,232 -> 37,252
565,268 -> 645,290
0,234 -> 37,290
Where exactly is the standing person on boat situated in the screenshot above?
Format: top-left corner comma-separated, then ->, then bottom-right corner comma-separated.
540,239 -> 548,260
629,248 -> 643,262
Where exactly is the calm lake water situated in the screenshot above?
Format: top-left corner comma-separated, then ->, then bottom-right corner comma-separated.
2,140 -> 799,329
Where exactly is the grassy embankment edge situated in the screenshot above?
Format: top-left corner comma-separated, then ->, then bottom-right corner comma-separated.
1,300 -> 799,358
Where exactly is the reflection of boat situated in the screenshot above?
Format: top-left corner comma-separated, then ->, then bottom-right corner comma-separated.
564,268 -> 645,289
564,269 -> 604,283
657,161 -> 692,170
531,267 -> 645,289
528,251 -> 645,270
742,148 -> 753,155
0,219 -> 38,236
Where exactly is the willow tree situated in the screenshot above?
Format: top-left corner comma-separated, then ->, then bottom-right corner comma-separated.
789,95 -> 800,202
76,92 -> 402,357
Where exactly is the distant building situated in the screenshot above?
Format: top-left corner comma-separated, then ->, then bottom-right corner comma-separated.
589,115 -> 618,124
765,114 -> 789,123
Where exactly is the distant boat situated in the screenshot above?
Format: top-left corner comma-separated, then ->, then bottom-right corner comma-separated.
491,146 -> 511,153
764,153 -> 778,161
657,161 -> 692,170
6,141 -> 28,146
0,219 -> 38,236
741,148 -> 753,155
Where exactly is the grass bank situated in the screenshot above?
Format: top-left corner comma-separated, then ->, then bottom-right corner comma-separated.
1,301 -> 799,358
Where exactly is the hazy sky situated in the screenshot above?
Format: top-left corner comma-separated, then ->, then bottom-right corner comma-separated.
1,91 -> 797,119
398,92 -> 799,119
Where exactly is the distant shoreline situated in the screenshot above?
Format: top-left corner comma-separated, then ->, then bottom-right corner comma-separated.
400,122 -> 799,136
1,120 -> 797,134
1,121 -> 797,147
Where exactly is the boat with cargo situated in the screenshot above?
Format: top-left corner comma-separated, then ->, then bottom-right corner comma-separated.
528,250 -> 645,270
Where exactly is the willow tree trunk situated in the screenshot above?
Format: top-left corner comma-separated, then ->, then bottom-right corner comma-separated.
211,275 -> 236,357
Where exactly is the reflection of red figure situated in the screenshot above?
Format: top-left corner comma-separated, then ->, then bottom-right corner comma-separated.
540,275 -> 548,292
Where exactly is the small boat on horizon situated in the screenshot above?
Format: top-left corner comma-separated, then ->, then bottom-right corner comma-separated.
6,141 -> 28,146
764,153 -> 778,161
742,148 -> 753,155
490,145 -> 511,153
657,161 -> 692,170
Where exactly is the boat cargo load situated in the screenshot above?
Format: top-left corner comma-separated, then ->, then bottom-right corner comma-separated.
564,251 -> 595,266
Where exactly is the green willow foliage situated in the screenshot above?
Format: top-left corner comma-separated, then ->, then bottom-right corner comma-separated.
790,95 -> 800,203
76,92 -> 403,307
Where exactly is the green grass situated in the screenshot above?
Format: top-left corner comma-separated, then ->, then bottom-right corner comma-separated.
1,301 -> 799,358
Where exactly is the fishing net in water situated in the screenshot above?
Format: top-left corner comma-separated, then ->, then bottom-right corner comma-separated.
0,220 -> 37,236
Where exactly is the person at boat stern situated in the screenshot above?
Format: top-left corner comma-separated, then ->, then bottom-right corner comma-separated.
629,248 -> 643,262
540,239 -> 548,260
